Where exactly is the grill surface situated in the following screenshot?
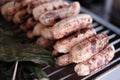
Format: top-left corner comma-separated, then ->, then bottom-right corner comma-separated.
40,7 -> 120,80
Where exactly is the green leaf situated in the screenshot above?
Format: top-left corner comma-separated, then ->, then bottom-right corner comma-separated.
0,29 -> 55,65
23,64 -> 49,80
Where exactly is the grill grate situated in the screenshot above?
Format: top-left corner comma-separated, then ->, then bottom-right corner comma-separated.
40,7 -> 120,80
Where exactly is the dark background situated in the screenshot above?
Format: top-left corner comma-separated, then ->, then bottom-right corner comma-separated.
71,0 -> 120,27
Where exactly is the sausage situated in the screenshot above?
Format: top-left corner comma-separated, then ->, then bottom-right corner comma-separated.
33,23 -> 46,37
41,27 -> 53,40
0,0 -> 14,10
26,30 -> 34,39
13,9 -> 28,24
52,14 -> 93,39
39,1 -> 80,26
27,0 -> 55,14
20,24 -> 28,32
53,28 -> 96,53
14,0 -> 32,10
32,0 -> 69,20
56,54 -> 72,66
70,33 -> 109,63
19,17 -> 37,32
26,17 -> 37,29
1,1 -> 16,21
36,37 -> 53,48
74,45 -> 115,76
40,14 -> 92,40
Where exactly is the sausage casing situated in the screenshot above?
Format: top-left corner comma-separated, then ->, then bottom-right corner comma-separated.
32,0 -> 69,20
56,54 -> 71,66
54,28 -> 96,53
41,27 -> 53,40
36,37 -> 53,48
1,1 -> 16,21
14,0 -> 32,10
39,2 -> 80,25
33,22 -> 46,37
13,9 -> 28,24
70,33 -> 109,63
0,0 -> 13,8
52,14 -> 93,39
74,45 -> 115,76
27,0 -> 55,14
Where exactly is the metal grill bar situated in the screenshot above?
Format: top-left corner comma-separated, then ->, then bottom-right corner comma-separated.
102,30 -> 110,34
59,73 -> 74,80
47,67 -> 66,77
109,34 -> 116,40
42,65 -> 50,70
95,64 -> 120,80
90,23 -> 99,28
95,26 -> 104,32
81,7 -> 120,35
115,47 -> 120,53
81,58 -> 120,80
110,39 -> 120,45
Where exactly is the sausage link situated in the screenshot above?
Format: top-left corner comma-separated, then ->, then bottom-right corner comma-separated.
26,30 -> 34,39
27,0 -> 56,14
14,0 -> 32,10
53,28 -> 96,53
19,17 -> 37,32
52,14 -> 93,39
41,27 -> 53,40
13,9 -> 28,24
0,0 -> 13,8
32,0 -> 69,20
26,17 -> 37,29
70,33 -> 109,63
36,37 -> 53,48
56,54 -> 72,66
74,45 -> 115,76
33,23 -> 46,37
39,1 -> 80,25
1,1 -> 16,21
20,23 -> 28,32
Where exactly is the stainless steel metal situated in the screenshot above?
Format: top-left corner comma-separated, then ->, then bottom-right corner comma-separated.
12,61 -> 19,80
95,64 -> 120,80
81,7 -> 120,35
